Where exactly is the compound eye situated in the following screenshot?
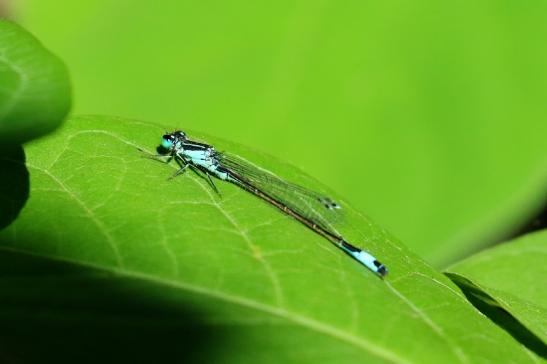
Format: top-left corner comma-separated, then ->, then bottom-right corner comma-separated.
161,135 -> 174,150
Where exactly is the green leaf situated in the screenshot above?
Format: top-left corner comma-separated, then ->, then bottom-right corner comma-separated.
446,230 -> 547,351
0,115 -> 539,363
0,249 -> 225,363
0,19 -> 70,144
16,1 -> 547,264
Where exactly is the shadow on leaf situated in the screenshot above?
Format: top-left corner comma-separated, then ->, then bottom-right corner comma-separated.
0,247 -> 226,363
446,273 -> 547,359
0,145 -> 29,230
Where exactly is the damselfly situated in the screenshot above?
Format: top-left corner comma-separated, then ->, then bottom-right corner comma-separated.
149,130 -> 387,277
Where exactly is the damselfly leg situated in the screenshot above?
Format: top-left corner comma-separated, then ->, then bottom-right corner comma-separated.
168,163 -> 190,180
138,148 -> 173,164
205,173 -> 219,194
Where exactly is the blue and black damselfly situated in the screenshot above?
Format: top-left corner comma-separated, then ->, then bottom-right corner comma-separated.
145,130 -> 387,277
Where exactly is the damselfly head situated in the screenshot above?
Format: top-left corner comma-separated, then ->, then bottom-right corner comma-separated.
161,134 -> 175,150
161,130 -> 187,150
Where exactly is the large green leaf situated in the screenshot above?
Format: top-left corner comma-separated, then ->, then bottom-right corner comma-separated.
15,0 -> 547,264
0,20 -> 70,231
0,115 -> 539,363
446,230 -> 547,350
0,19 -> 70,144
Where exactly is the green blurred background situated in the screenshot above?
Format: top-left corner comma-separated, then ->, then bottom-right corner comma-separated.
9,0 -> 547,266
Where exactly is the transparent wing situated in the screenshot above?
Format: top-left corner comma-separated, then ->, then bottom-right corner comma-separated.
217,152 -> 344,232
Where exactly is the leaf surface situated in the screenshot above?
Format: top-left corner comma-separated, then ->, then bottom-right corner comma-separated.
446,230 -> 547,348
0,115 -> 539,363
0,19 -> 70,144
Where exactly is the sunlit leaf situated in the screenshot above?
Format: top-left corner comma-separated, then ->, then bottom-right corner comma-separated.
446,230 -> 547,348
0,19 -> 70,144
0,115 -> 538,363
